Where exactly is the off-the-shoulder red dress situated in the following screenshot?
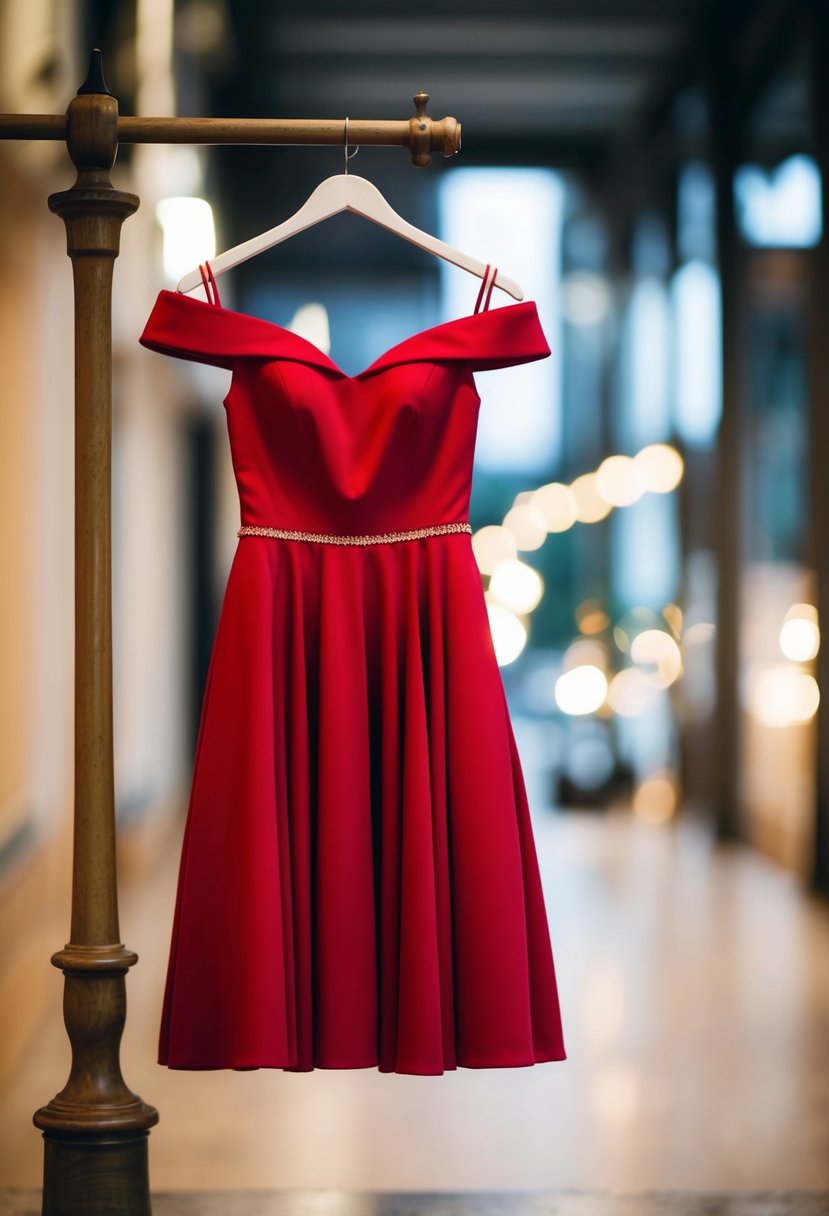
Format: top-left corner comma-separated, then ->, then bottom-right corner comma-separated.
138,276 -> 566,1074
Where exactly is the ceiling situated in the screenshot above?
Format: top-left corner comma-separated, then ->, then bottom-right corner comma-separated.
79,0 -> 814,277
198,1 -> 811,158
205,1 -> 714,165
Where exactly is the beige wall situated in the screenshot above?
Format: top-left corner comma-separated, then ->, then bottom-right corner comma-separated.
0,57 -> 221,1082
0,124 -> 81,1077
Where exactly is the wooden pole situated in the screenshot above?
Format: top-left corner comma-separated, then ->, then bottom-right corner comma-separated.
807,0 -> 829,895
31,52 -> 157,1216
709,41 -> 745,843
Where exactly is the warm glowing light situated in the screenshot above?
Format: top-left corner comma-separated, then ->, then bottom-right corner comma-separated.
487,603 -> 528,666
489,559 -> 544,615
633,443 -> 684,494
555,665 -> 608,715
472,525 -> 518,574
748,665 -> 820,727
570,473 -> 612,523
596,455 -> 645,507
563,639 -> 609,672
633,772 -> 679,822
503,503 -> 548,550
662,603 -> 683,637
577,599 -> 610,635
156,196 -> 216,283
779,603 -> 820,662
585,614 -> 612,637
630,629 -> 683,687
607,668 -> 656,717
531,482 -> 578,532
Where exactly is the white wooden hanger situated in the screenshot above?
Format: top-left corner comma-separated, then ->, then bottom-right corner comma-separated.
176,118 -> 523,301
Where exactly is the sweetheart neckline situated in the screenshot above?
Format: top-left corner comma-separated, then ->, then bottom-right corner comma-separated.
165,290 -> 536,380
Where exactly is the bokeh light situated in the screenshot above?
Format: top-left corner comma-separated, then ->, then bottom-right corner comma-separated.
570,473 -> 612,523
662,603 -> 683,637
563,639 -> 610,672
633,443 -> 684,494
502,503 -> 548,550
489,559 -> 544,615
486,603 -> 528,666
747,665 -> 820,727
633,772 -> 679,821
555,665 -> 608,715
779,603 -> 820,662
596,454 -> 644,507
607,667 -> 657,717
531,482 -> 578,532
472,525 -> 518,574
577,599 -> 611,635
630,629 -> 683,687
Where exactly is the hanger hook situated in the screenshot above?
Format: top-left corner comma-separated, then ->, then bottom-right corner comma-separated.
344,115 -> 359,175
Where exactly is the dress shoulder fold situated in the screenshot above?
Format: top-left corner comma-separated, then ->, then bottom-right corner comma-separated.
138,291 -> 236,370
414,301 -> 552,373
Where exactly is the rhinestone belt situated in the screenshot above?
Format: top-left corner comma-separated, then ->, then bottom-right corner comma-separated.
237,522 -> 472,547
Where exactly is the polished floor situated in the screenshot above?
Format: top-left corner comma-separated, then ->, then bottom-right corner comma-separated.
3,1189 -> 829,1215
2,724 -> 829,1195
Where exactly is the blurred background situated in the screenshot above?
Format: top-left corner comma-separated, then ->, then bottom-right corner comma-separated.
1,0 -> 829,1199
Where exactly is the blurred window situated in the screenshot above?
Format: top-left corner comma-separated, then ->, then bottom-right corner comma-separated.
672,260 -> 722,448
677,160 -> 716,263
673,162 -> 722,449
734,154 -> 821,248
619,276 -> 671,450
439,168 -> 564,474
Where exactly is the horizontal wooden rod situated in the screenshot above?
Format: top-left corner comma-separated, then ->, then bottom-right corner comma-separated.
0,114 -> 66,138
0,113 -> 461,156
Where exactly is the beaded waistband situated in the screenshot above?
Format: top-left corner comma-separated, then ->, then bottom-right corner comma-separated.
237,522 -> 472,547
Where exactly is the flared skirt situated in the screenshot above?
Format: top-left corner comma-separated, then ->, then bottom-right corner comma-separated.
158,532 -> 566,1074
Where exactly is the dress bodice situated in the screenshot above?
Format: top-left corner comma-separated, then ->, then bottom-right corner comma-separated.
139,290 -> 551,535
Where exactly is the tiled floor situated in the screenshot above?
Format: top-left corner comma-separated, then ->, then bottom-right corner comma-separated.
2,732 -> 829,1195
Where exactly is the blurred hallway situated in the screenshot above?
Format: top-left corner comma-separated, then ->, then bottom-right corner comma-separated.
2,728 -> 828,1193
4,2 -> 829,1210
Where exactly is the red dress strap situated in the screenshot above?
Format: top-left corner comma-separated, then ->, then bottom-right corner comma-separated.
473,264 -> 497,314
199,260 -> 222,307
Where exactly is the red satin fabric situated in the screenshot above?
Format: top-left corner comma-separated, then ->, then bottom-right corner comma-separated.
139,290 -> 567,1074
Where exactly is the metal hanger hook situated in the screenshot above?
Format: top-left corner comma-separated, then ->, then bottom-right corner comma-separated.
344,116 -> 359,174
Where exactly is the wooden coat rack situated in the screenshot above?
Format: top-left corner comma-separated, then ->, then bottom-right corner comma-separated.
0,48 -> 461,1216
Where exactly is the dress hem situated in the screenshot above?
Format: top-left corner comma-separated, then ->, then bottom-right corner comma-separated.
158,1049 -> 568,1075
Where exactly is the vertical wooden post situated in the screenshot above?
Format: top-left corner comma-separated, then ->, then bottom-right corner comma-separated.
807,0 -> 829,895
710,56 -> 745,842
32,51 -> 158,1215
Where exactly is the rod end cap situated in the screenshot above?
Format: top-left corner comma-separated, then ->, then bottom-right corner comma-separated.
77,48 -> 114,98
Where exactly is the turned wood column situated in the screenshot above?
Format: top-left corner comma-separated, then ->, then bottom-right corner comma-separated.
709,48 -> 745,843
807,0 -> 829,895
32,52 -> 158,1216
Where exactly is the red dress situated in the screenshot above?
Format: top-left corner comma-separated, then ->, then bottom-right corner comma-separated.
139,280 -> 566,1074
